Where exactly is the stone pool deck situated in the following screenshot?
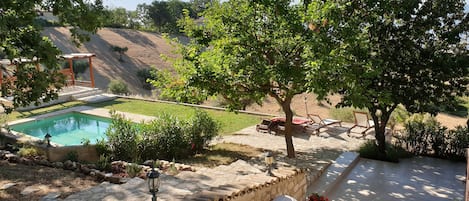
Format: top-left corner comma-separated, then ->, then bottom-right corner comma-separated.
47,125 -> 366,200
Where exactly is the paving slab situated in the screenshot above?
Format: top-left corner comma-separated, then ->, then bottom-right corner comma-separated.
328,157 -> 465,201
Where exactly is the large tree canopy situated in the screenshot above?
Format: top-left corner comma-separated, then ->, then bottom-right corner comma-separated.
164,0 -> 332,158
0,0 -> 104,112
309,0 -> 469,156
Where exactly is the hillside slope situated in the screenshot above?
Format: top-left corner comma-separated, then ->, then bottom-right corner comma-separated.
44,27 -> 467,128
43,27 -> 179,96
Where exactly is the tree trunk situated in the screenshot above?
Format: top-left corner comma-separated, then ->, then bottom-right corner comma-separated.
370,108 -> 393,157
281,100 -> 296,158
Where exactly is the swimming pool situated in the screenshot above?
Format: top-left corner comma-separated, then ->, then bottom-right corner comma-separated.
10,112 -> 111,146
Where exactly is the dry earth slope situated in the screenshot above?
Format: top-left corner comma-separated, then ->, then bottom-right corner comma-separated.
43,27 -> 179,96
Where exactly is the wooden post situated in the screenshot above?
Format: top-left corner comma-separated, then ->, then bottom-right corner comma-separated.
68,59 -> 75,86
88,57 -> 95,88
466,148 -> 469,201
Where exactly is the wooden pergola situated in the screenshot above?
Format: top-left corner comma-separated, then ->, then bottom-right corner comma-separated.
0,53 -> 96,90
60,53 -> 96,88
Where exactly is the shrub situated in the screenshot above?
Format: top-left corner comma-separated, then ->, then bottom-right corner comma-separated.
397,113 -> 469,161
18,147 -> 43,158
108,80 -> 129,95
96,154 -> 112,172
95,138 -> 110,156
187,110 -> 220,153
126,163 -> 142,178
150,114 -> 190,160
105,111 -> 140,162
358,140 -> 411,162
446,126 -> 469,160
136,68 -> 157,90
64,151 -> 79,162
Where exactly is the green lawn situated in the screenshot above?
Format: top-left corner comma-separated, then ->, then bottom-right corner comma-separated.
88,98 -> 265,135
6,98 -> 265,135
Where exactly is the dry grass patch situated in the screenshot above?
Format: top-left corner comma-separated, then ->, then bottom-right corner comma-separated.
179,143 -> 264,168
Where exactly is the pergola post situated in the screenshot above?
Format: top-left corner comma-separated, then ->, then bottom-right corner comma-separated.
88,57 -> 95,88
68,59 -> 75,85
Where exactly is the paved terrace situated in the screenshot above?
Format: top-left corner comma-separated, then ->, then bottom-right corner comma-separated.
53,122 -> 366,200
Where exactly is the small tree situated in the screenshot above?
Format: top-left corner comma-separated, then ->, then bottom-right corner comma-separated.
110,45 -> 128,62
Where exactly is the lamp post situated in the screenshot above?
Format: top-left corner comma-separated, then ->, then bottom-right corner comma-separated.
265,152 -> 274,176
147,166 -> 160,201
44,133 -> 51,147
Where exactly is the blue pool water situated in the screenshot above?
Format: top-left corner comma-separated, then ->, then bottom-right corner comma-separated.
11,112 -> 111,146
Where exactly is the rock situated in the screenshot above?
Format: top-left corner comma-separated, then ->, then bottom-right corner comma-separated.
81,166 -> 91,175
37,159 -> 51,167
5,153 -> 19,163
143,160 -> 154,166
63,160 -> 75,170
53,162 -> 63,169
85,163 -> 97,169
95,171 -> 106,181
106,175 -> 123,184
19,157 -> 34,166
0,150 -> 10,158
40,192 -> 61,201
0,182 -> 16,190
21,186 -> 40,195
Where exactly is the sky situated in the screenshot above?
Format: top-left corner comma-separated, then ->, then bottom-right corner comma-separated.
103,0 -> 469,11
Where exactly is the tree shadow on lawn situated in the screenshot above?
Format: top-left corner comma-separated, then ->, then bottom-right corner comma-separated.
179,143 -> 265,168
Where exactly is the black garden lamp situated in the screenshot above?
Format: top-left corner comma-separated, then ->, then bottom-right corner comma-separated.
147,166 -> 160,201
44,133 -> 51,147
265,151 -> 274,176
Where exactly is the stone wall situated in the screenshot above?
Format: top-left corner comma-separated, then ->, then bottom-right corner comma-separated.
231,170 -> 307,201
41,145 -> 99,162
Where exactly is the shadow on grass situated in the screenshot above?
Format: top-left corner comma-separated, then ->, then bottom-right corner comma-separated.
179,143 -> 264,168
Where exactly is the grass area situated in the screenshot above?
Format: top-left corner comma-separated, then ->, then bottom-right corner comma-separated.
178,142 -> 264,167
6,101 -> 85,121
88,98 -> 265,134
4,98 -> 265,135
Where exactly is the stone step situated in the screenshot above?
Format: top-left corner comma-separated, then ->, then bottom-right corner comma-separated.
71,89 -> 103,99
76,93 -> 117,103
306,152 -> 360,197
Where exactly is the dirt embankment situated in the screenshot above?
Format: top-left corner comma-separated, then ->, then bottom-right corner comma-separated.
43,27 -> 180,96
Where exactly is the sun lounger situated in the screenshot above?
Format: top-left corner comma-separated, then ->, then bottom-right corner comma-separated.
348,111 -> 375,137
306,114 -> 342,135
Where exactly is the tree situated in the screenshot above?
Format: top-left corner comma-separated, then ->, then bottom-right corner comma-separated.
0,0 -> 104,112
308,0 -> 469,157
165,0 -> 328,158
110,45 -> 128,62
143,0 -> 195,33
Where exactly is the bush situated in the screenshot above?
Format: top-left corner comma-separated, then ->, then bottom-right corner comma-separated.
446,126 -> 469,160
126,163 -> 142,178
136,68 -> 157,90
105,111 -> 140,162
358,140 -> 411,162
187,110 -> 220,153
18,147 -> 43,158
96,154 -> 112,172
103,109 -> 220,162
108,80 -> 129,95
397,113 -> 469,161
64,151 -> 79,162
